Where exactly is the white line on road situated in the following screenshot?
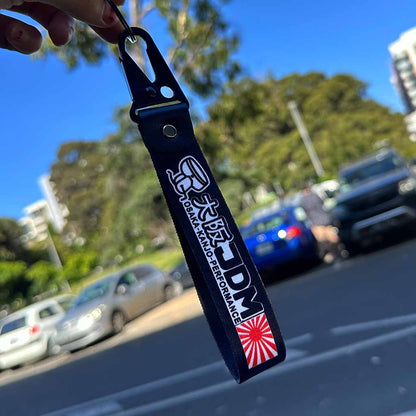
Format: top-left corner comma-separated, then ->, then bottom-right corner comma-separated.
42,360 -> 226,416
284,332 -> 313,347
285,348 -> 308,361
42,332 -> 311,416
108,324 -> 416,416
392,410 -> 416,416
67,401 -> 123,416
47,349 -> 308,416
331,313 -> 416,335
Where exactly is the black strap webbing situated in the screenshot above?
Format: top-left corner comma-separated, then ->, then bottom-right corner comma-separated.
118,27 -> 286,383
136,104 -> 286,383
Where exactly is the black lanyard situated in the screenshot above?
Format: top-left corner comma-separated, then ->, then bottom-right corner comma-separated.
118,27 -> 286,383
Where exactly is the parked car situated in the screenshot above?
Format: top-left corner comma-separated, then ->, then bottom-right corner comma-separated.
169,260 -> 194,289
0,294 -> 73,370
53,264 -> 182,352
241,206 -> 317,273
332,148 -> 416,251
311,179 -> 339,210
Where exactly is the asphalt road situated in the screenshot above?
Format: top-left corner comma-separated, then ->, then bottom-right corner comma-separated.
3,238 -> 416,416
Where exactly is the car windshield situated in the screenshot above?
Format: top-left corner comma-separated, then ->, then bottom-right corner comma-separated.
241,213 -> 288,238
339,154 -> 404,192
73,280 -> 112,307
57,297 -> 74,311
1,317 -> 27,335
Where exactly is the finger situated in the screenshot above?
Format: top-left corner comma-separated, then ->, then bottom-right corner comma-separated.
90,20 -> 124,44
11,3 -> 74,46
91,0 -> 130,43
47,9 -> 74,46
0,13 -> 42,53
26,0 -> 126,28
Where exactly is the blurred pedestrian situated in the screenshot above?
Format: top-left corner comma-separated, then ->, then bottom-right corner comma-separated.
299,185 -> 345,263
0,0 -> 124,54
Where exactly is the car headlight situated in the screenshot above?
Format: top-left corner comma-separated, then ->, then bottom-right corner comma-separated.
399,178 -> 416,194
77,307 -> 103,330
277,229 -> 287,239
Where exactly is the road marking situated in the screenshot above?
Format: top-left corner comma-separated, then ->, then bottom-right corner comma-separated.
284,332 -> 313,347
44,348 -> 306,416
331,313 -> 416,335
108,324 -> 416,416
285,348 -> 308,360
67,401 -> 123,416
392,411 -> 416,416
42,360 -> 226,416
42,333 -> 310,416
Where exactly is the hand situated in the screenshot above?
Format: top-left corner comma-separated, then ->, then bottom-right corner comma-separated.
0,0 -> 125,54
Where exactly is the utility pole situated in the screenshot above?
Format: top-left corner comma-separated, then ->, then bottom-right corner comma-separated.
46,230 -> 72,293
46,230 -> 62,269
288,101 -> 325,177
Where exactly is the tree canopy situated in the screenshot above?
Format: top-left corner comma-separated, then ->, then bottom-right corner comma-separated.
8,0 -> 408,304
196,73 -> 410,191
46,72 -> 410,269
37,0 -> 239,97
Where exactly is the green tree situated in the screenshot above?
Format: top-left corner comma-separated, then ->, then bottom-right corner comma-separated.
62,251 -> 98,284
50,72 -> 410,267
43,1 -> 241,266
50,141 -> 108,240
0,219 -> 57,303
197,73 -> 410,192
0,261 -> 29,304
37,0 -> 239,97
0,218 -> 27,262
0,218 -> 47,264
26,261 -> 63,297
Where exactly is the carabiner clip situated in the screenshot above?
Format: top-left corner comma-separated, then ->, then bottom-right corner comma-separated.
118,28 -> 189,123
105,0 -> 136,43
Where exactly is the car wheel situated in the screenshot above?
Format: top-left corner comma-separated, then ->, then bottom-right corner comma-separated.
47,338 -> 60,356
111,311 -> 125,334
164,285 -> 177,301
344,242 -> 360,257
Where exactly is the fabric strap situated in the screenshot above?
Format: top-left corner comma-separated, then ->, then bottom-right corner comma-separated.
136,103 -> 286,383
119,28 -> 286,383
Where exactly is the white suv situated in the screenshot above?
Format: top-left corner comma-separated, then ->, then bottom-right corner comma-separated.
0,295 -> 73,370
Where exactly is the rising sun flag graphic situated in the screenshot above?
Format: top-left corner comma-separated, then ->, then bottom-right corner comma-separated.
236,313 -> 279,369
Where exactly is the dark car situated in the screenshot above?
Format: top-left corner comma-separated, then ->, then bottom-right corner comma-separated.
241,206 -> 317,273
169,260 -> 194,289
332,149 -> 416,250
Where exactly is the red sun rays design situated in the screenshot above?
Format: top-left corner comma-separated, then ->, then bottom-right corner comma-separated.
236,313 -> 278,369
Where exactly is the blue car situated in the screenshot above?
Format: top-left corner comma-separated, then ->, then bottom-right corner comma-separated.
241,206 -> 317,273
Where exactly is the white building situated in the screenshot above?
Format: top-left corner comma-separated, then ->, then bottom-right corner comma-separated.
389,27 -> 416,140
39,174 -> 68,233
19,200 -> 52,245
19,175 -> 69,246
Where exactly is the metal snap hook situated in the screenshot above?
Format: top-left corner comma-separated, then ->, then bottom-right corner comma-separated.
105,0 -> 136,43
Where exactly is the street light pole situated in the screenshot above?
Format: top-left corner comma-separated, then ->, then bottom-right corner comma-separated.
288,100 -> 325,177
46,229 -> 62,269
46,230 -> 72,293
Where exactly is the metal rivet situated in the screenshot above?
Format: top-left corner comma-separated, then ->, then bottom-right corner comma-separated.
163,124 -> 177,139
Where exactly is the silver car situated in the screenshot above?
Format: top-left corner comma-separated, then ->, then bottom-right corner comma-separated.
53,263 -> 182,352
0,295 -> 73,370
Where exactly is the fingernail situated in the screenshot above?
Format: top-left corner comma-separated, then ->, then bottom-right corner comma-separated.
103,3 -> 116,25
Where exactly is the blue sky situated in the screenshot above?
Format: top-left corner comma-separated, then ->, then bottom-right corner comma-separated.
1,0 -> 416,219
